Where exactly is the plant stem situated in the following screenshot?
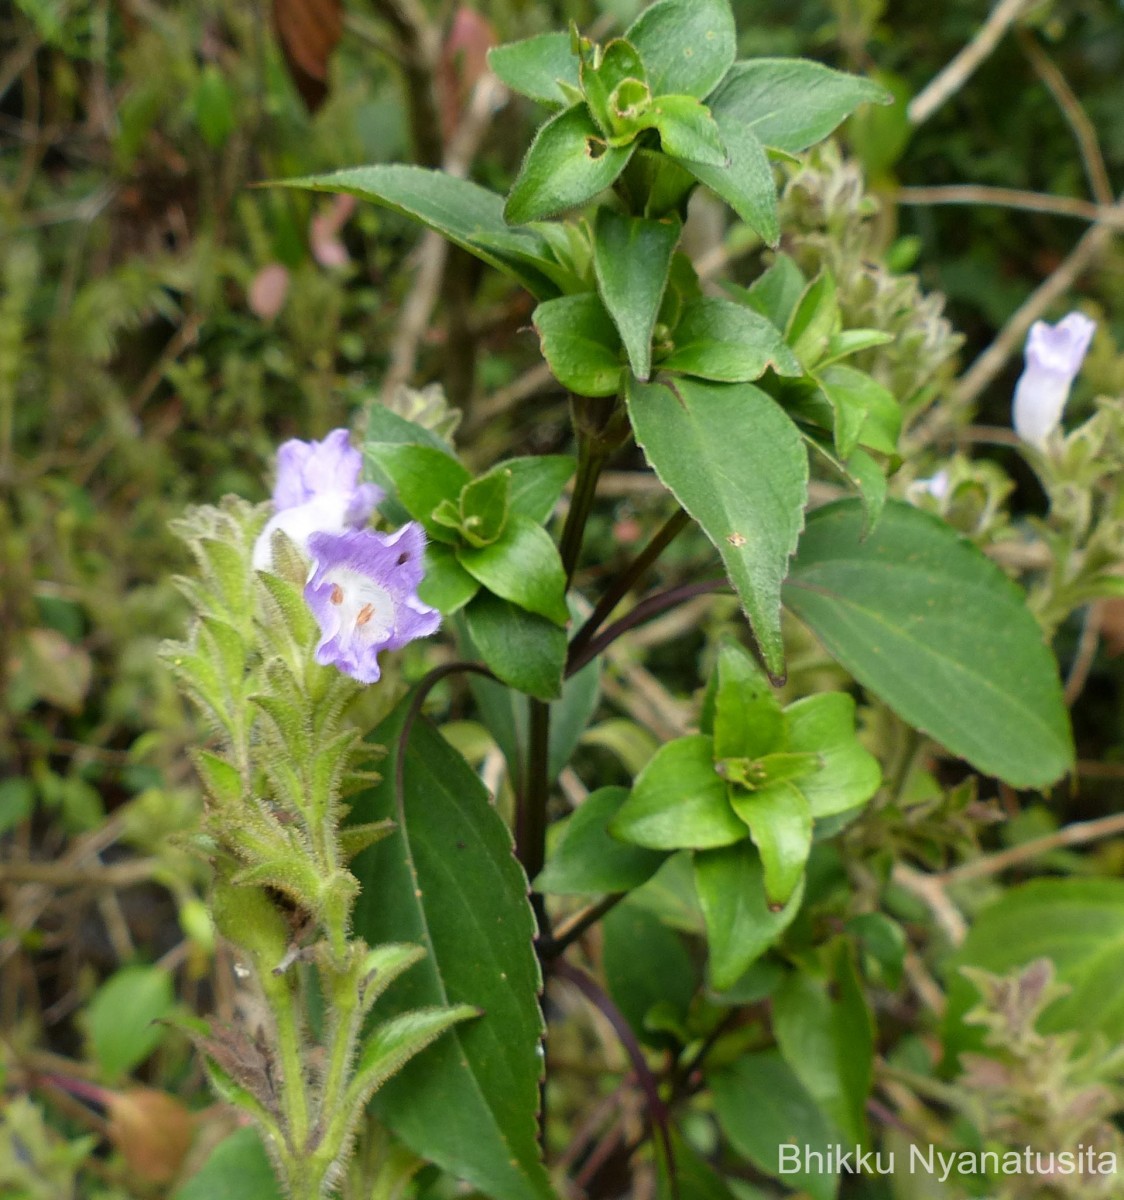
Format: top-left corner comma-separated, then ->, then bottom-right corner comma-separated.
522,699 -> 551,934
260,969 -> 311,1160
569,507 -> 691,663
541,892 -> 625,959
558,436 -> 607,585
567,580 -> 728,677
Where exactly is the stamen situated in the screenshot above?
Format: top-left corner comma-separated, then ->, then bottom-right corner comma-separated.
330,584 -> 344,605
356,603 -> 375,627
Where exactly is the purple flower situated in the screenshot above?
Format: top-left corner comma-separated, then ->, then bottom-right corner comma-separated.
253,430 -> 383,570
303,524 -> 440,684
1012,312 -> 1096,448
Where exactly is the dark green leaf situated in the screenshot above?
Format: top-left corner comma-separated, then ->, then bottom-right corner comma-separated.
487,32 -> 580,108
532,293 -> 623,397
464,593 -> 566,701
457,513 -> 570,626
505,105 -> 635,225
419,543 -> 481,614
657,1132 -> 739,1200
709,59 -> 891,152
281,166 -> 563,299
783,500 -> 1073,788
593,209 -> 680,381
682,114 -> 778,245
709,1051 -> 839,1200
536,787 -> 668,895
602,901 -> 697,1047
693,842 -> 803,989
661,297 -> 800,382
349,708 -> 551,1200
624,0 -> 736,99
773,943 -> 873,1146
548,641 -> 601,780
611,735 -> 745,850
627,376 -> 808,680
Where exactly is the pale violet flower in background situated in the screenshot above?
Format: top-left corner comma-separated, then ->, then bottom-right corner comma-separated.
253,429 -> 383,570
303,524 -> 440,683
907,468 -> 951,504
1012,312 -> 1096,448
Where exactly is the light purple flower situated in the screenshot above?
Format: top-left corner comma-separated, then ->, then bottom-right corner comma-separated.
303,524 -> 440,684
908,468 -> 951,503
1012,312 -> 1096,448
253,429 -> 383,570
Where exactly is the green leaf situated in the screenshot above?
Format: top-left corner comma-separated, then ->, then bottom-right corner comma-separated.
640,94 -> 726,165
458,470 -> 512,548
281,166 -> 564,299
820,328 -> 895,366
365,443 -> 470,542
710,1051 -> 839,1200
464,593 -> 566,701
593,209 -> 680,381
693,842 -> 803,989
783,500 -> 1073,788
624,0 -> 736,99
536,787 -> 669,895
773,944 -> 874,1146
657,1132 -> 739,1200
815,364 -> 900,456
627,376 -> 808,680
802,433 -> 887,536
0,778 -> 33,835
505,105 -> 635,225
367,403 -> 458,458
457,513 -> 570,626
173,1127 -> 281,1200
734,252 -> 806,329
708,59 -> 891,153
503,455 -> 576,524
602,901 -> 697,1047
728,782 -> 812,908
611,735 -> 746,850
783,693 -> 881,817
661,297 -> 800,382
681,114 -> 778,245
487,32 -> 580,108
87,965 -> 174,1080
787,270 -> 838,367
349,707 -> 552,1200
418,543 -> 480,614
459,600 -> 600,782
709,640 -> 783,759
532,293 -> 623,397
581,38 -> 649,138
348,1005 -> 480,1111
943,879 -> 1124,1063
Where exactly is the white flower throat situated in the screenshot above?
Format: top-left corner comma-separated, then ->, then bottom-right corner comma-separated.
326,567 -> 395,644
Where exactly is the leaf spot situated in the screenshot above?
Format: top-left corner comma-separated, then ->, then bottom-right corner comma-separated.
727,531 -> 747,547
